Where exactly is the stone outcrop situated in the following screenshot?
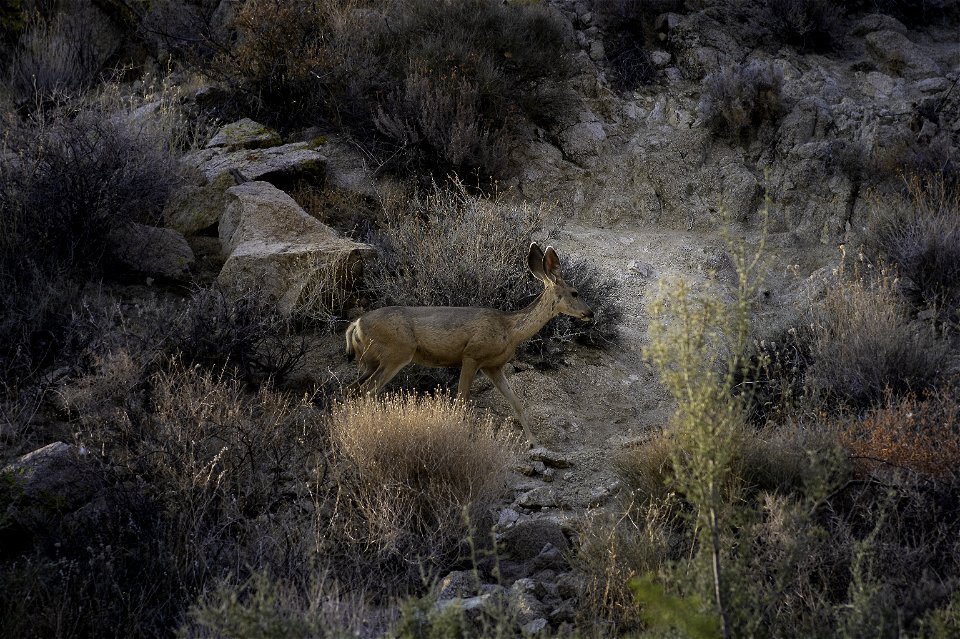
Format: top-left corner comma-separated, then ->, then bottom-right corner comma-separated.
107,222 -> 195,279
217,181 -> 372,313
205,118 -> 283,151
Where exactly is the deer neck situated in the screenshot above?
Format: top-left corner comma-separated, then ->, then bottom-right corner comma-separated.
509,288 -> 559,345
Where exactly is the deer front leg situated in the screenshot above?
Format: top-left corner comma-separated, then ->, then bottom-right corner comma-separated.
482,366 -> 535,445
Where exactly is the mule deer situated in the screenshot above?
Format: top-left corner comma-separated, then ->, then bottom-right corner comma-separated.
345,243 -> 593,444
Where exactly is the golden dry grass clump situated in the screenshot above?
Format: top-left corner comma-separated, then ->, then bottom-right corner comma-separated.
327,392 -> 519,584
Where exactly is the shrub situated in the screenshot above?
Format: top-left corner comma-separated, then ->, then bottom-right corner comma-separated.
804,260 -> 955,408
592,0 -> 684,90
174,286 -> 311,385
763,0 -> 844,52
326,392 -> 517,589
1,106 -> 178,273
0,107 -> 178,388
838,388 -> 960,479
867,176 -> 960,309
373,63 -> 511,181
215,0 -> 574,182
698,61 -> 785,140
7,4 -> 116,105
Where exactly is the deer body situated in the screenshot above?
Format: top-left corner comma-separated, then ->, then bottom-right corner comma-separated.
346,243 -> 592,444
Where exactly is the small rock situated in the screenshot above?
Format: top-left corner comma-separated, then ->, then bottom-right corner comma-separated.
588,485 -> 611,507
498,508 -> 520,527
522,618 -> 549,635
206,118 -> 282,151
436,571 -> 481,600
518,487 -> 558,509
550,601 -> 577,624
628,260 -> 655,278
532,461 -> 547,475
650,50 -> 671,68
529,447 -> 574,469
588,40 -> 605,62
498,518 -> 570,559
542,467 -> 556,483
532,542 -> 569,572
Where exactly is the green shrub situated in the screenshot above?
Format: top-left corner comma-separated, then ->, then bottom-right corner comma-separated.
698,61 -> 785,140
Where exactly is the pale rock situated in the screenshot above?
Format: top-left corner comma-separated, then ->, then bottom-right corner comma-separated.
107,222 -> 194,279
206,118 -> 282,151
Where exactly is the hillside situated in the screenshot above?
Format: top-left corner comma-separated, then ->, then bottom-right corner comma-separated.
2,1 -> 960,637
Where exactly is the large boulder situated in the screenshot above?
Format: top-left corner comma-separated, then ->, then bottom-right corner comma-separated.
2,442 -> 103,527
183,141 -> 325,188
163,170 -> 238,235
217,181 -> 372,313
865,30 -> 941,80
205,118 -> 282,151
107,222 -> 195,279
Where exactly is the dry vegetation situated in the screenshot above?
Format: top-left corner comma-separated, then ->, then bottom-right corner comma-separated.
2,0 -> 960,637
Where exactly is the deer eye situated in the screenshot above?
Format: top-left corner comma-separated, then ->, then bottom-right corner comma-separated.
571,291 -> 579,298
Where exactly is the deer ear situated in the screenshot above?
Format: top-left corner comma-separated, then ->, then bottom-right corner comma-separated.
543,246 -> 561,281
528,243 -> 546,280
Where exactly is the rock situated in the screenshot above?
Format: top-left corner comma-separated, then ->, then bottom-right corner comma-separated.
518,487 -> 558,509
521,618 -> 549,635
650,50 -> 672,68
498,508 -> 520,527
437,571 -> 482,600
628,260 -> 655,278
588,40 -> 605,62
164,171 -> 238,235
217,181 -> 372,314
865,30 -> 941,80
558,121 -> 606,162
549,601 -> 576,624
498,517 -> 570,560
532,542 -> 569,572
107,222 -> 195,279
183,141 -> 325,188
206,118 -> 282,150
314,136 -> 381,200
529,447 -> 574,469
3,442 -> 102,526
849,13 -> 908,36
510,580 -> 548,625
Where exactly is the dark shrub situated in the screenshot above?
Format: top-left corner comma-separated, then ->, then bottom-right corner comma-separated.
698,61 -> 785,140
867,176 -> 960,310
764,0 -> 845,52
592,0 -> 684,90
0,107 -> 178,389
7,4 -> 116,105
174,286 -> 311,385
215,0 -> 574,182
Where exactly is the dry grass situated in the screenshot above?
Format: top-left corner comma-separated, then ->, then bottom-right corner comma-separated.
838,387 -> 960,479
805,259 -> 955,408
327,392 -> 519,587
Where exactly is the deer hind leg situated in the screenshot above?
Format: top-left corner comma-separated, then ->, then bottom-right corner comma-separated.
358,353 -> 412,395
482,365 -> 535,445
456,359 -> 479,404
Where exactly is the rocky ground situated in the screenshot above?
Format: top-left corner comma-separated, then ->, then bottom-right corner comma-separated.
4,0 -> 959,633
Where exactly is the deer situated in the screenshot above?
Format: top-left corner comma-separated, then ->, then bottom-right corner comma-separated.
344,242 -> 594,445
